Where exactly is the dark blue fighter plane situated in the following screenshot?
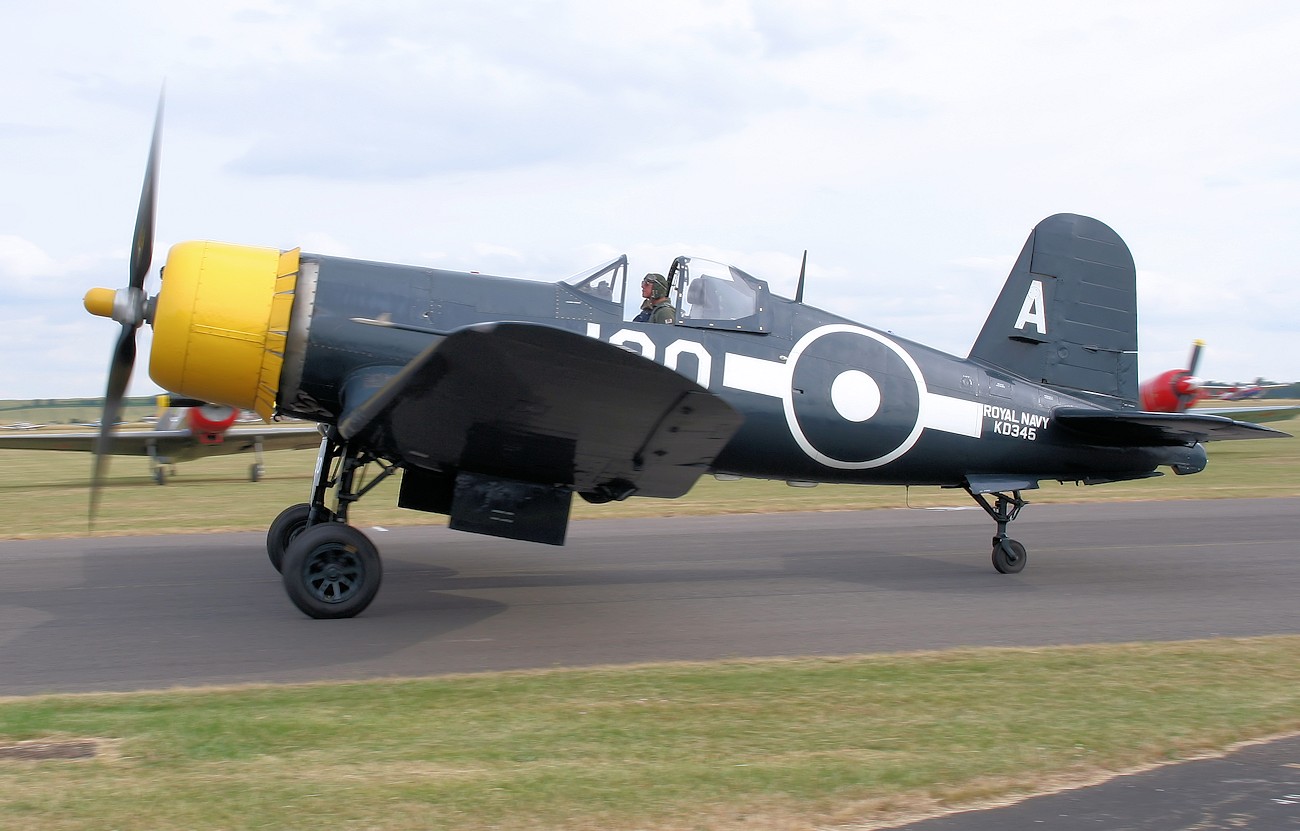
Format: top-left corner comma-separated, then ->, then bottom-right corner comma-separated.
84,102 -> 1289,618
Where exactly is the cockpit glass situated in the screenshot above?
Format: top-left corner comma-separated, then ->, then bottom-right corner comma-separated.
681,258 -> 759,322
564,255 -> 626,305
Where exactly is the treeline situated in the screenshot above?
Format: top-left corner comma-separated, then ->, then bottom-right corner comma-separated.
0,397 -> 161,426
0,396 -> 158,413
1264,383 -> 1300,399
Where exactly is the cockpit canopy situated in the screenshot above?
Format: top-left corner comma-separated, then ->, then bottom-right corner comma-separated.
670,256 -> 769,332
565,254 -> 772,334
564,255 -> 628,306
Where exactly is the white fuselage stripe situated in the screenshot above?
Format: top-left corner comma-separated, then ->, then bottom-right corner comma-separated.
920,392 -> 984,438
722,352 -> 982,440
722,353 -> 789,399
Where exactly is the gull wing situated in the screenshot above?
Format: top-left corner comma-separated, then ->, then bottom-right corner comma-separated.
339,322 -> 743,499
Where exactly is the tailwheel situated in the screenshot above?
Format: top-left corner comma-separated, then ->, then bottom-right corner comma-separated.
266,502 -> 335,573
965,486 -> 1030,575
281,523 -> 382,619
992,538 -> 1027,574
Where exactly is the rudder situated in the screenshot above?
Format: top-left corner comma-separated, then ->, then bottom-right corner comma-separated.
968,214 -> 1138,406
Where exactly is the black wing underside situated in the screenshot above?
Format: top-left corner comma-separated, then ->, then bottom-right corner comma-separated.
1053,408 -> 1291,445
339,322 -> 744,499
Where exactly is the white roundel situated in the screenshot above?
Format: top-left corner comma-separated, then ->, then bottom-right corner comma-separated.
830,370 -> 881,422
783,324 -> 928,469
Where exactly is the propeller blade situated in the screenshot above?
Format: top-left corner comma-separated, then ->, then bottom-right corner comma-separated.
1175,340 -> 1206,413
129,93 -> 164,291
90,90 -> 163,527
89,325 -> 137,524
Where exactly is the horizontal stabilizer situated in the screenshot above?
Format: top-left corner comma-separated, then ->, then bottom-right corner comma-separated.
1053,408 -> 1291,446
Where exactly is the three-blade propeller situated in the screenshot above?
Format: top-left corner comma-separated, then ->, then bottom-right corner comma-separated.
89,93 -> 164,525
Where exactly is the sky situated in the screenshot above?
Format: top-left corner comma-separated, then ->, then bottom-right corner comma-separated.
3,0 -> 1298,400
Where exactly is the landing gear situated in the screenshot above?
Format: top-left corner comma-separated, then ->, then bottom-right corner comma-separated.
281,523 -> 382,619
992,538 -> 1027,574
966,488 -> 1029,574
148,442 -> 166,484
578,478 -> 637,505
249,438 -> 266,482
274,429 -> 399,618
266,502 -> 335,573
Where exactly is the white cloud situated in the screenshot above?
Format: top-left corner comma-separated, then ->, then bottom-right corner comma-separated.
1,0 -> 1298,398
0,236 -> 59,283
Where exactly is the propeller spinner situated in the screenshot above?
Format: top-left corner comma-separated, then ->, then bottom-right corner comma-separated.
83,93 -> 164,523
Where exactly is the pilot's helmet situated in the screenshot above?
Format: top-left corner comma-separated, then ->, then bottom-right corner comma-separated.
642,273 -> 669,299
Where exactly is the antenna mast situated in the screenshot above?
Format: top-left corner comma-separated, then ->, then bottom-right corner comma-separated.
794,250 -> 808,303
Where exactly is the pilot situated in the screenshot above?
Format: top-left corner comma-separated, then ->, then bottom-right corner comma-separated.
634,273 -> 675,324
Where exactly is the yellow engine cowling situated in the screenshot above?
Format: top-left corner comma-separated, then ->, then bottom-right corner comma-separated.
148,242 -> 300,421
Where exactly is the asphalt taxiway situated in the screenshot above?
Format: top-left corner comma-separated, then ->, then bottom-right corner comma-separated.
884,733 -> 1300,830
2,497 -> 1297,695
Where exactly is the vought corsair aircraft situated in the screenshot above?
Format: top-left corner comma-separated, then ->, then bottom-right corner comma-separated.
84,100 -> 1289,618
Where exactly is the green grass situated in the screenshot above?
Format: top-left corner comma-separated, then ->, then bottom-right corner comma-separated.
1,638 -> 1298,830
2,408 -> 1298,829
1,411 -> 1297,539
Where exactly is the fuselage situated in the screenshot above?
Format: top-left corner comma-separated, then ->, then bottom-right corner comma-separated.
262,251 -> 1182,489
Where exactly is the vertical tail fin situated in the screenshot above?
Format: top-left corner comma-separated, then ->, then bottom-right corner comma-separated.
968,214 -> 1139,406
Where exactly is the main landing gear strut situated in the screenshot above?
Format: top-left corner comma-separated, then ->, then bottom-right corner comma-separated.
965,487 -> 1029,574
266,429 -> 399,619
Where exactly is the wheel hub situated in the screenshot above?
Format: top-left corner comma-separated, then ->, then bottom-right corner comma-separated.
305,547 -> 362,603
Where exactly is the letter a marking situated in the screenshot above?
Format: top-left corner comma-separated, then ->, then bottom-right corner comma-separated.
1014,280 -> 1047,334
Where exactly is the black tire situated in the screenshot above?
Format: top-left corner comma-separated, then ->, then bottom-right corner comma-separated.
266,503 -> 333,573
281,523 -> 382,619
992,539 -> 1027,574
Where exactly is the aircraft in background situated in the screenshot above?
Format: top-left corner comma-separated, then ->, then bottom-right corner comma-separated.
1139,341 -> 1299,424
0,397 -> 321,483
82,99 -> 1288,619
1203,378 -> 1293,401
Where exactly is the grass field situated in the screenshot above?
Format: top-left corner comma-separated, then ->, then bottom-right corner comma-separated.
2,408 -> 1297,830
1,409 -> 1296,539
2,638 -> 1299,831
